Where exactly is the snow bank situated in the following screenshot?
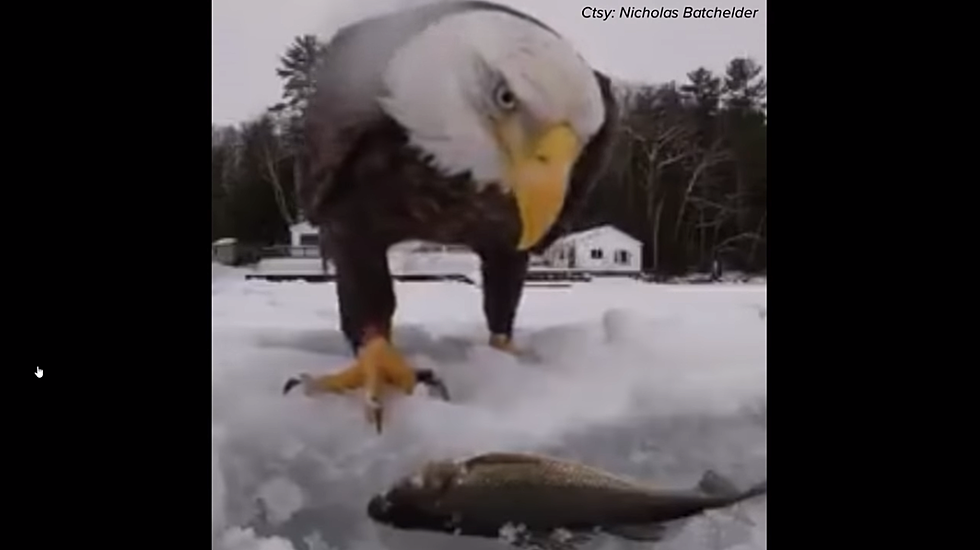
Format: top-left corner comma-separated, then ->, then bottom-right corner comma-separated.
212,275 -> 767,549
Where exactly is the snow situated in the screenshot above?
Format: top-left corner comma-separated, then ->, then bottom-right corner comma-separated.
253,250 -> 481,280
548,224 -> 641,248
254,258 -> 328,276
212,264 -> 767,550
390,250 -> 480,279
251,251 -> 481,280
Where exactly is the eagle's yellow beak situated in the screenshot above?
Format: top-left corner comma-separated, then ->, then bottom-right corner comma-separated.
495,119 -> 580,250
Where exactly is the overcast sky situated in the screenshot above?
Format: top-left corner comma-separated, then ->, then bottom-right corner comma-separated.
212,0 -> 767,125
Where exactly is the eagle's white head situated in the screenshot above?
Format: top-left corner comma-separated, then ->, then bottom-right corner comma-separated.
379,10 -> 606,250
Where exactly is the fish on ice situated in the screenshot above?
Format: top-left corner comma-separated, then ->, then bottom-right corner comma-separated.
366,451 -> 767,548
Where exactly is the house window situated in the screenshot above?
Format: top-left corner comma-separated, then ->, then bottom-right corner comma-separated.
614,250 -> 630,264
299,234 -> 318,246
590,248 -> 603,259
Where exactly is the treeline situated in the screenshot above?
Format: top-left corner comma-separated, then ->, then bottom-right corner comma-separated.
211,35 -> 767,274
211,35 -> 318,246
580,59 -> 767,273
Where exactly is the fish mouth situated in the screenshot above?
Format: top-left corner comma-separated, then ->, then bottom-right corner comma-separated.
366,491 -> 455,531
366,493 -> 393,523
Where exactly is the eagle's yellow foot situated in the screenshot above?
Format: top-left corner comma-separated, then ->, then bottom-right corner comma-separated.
356,335 -> 418,433
286,364 -> 364,396
489,333 -> 522,355
283,335 -> 422,434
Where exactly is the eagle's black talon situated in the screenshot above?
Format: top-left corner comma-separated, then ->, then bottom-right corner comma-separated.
283,377 -> 303,395
415,369 -> 450,401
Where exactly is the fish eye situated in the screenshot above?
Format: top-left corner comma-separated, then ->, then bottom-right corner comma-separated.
493,84 -> 517,110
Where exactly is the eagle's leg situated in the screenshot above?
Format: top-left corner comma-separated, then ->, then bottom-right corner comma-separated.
285,236 -> 427,433
479,248 -> 530,355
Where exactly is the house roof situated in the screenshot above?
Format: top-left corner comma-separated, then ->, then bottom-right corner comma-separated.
550,225 -> 641,247
290,221 -> 316,234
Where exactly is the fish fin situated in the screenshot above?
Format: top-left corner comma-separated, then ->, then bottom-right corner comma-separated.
517,531 -> 592,550
727,480 -> 767,525
726,505 -> 756,527
657,519 -> 690,542
604,522 -> 674,542
698,470 -> 741,497
740,480 -> 767,500
514,540 -> 576,550
699,478 -> 766,527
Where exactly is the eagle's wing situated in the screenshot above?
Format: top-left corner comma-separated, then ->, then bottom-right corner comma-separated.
532,70 -> 621,252
299,21 -> 394,223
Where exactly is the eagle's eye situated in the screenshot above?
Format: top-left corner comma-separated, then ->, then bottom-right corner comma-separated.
493,83 -> 517,111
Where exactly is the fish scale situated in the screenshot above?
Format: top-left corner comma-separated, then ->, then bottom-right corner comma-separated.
368,451 -> 767,548
464,459 -> 650,493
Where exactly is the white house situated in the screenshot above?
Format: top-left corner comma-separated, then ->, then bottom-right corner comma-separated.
211,237 -> 238,265
289,221 -> 318,248
542,225 -> 643,273
287,221 -> 324,258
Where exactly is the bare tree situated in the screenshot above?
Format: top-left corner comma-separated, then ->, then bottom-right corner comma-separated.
260,134 -> 295,227
621,85 -> 700,271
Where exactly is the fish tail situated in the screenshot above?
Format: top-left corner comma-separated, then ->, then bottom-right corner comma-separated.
699,470 -> 766,506
731,480 -> 767,505
706,480 -> 767,527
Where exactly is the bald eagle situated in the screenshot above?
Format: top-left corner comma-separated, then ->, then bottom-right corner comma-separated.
283,1 -> 619,432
